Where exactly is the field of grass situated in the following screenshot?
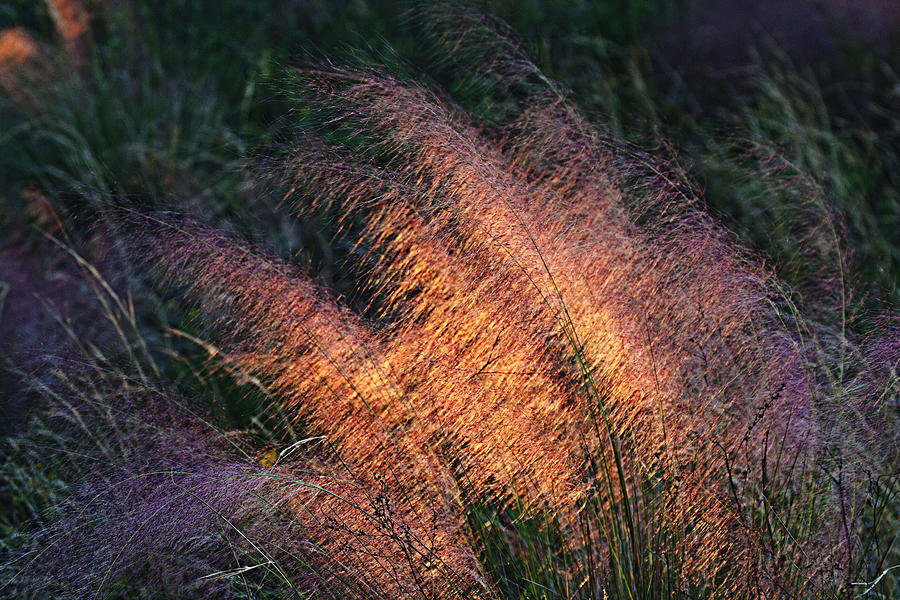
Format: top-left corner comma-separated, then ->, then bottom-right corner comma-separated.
1,1 -> 898,598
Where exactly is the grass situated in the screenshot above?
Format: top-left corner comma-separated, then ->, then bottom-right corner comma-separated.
1,1 -> 898,598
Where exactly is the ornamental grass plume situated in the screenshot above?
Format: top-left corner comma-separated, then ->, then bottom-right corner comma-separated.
139,218 -> 484,597
272,67 -> 783,592
123,38 -> 898,593
280,149 -> 594,509
262,37 -> 897,593
141,208 -> 593,514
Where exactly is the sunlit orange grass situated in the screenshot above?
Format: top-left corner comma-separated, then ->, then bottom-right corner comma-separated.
505,103 -> 900,587
282,68 -> 839,592
45,0 -> 90,66
0,28 -> 42,101
282,153 -> 595,514
419,1 -> 832,481
145,221 -> 483,597
0,27 -> 38,67
504,103 -> 851,554
149,209 -> 590,516
505,109 -> 814,450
